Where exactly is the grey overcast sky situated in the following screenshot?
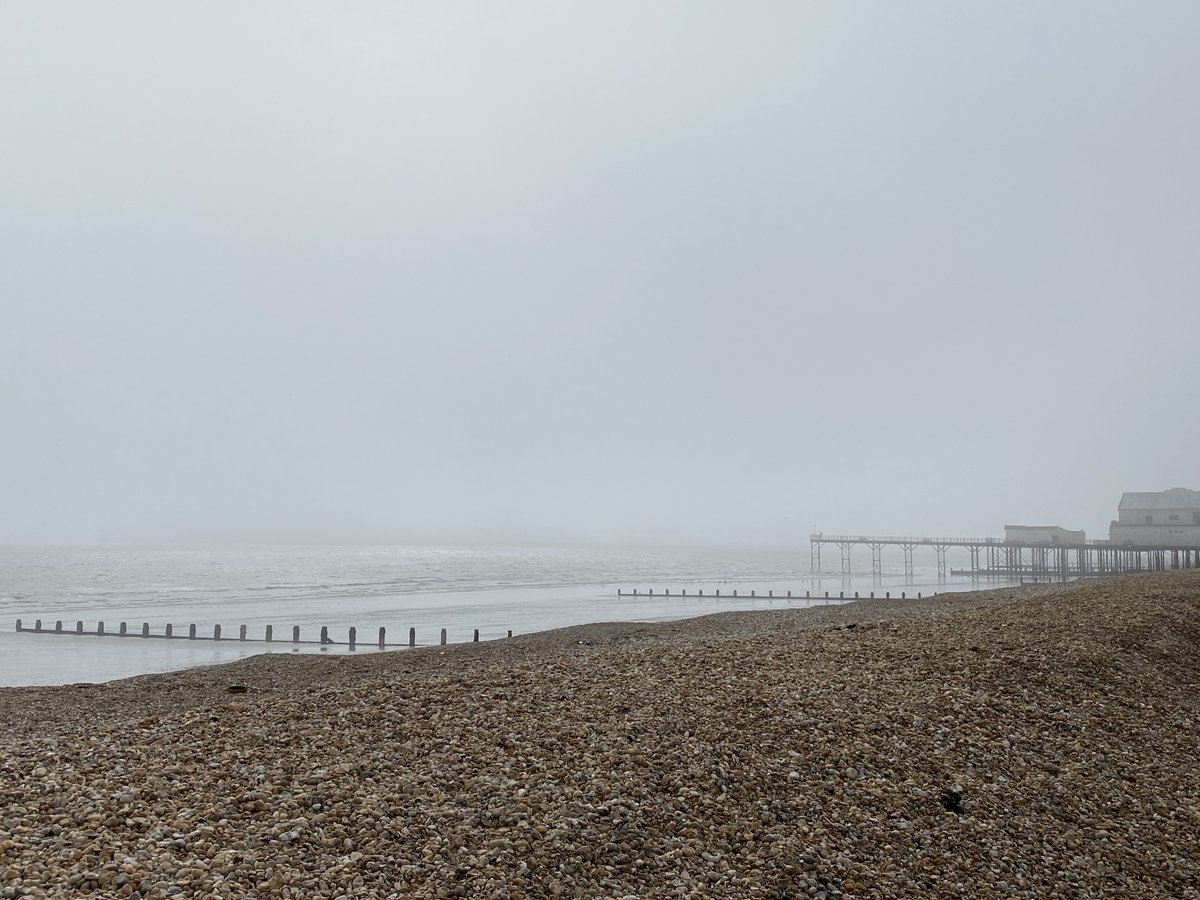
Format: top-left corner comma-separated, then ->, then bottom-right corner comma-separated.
1,3 -> 1197,547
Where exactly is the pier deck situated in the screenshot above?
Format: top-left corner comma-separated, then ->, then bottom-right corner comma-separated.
810,533 -> 1200,578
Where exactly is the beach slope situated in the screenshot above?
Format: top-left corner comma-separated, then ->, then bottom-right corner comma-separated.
1,573 -> 1198,897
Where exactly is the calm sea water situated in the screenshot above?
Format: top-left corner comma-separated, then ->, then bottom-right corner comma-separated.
0,544 -> 1015,686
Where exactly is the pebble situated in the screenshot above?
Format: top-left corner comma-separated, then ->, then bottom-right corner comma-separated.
0,573 -> 1197,897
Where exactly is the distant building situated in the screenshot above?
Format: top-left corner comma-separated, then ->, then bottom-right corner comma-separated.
1109,488 -> 1200,546
1004,525 -> 1086,544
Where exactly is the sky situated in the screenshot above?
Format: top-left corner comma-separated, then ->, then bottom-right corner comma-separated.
1,2 -> 1197,547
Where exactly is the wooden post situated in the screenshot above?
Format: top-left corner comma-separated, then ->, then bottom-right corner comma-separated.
55,620 -> 63,633
265,625 -> 273,642
806,590 -> 810,598
409,627 -> 416,648
698,590 -> 703,597
853,592 -> 858,599
885,592 -> 890,599
715,590 -> 720,597
682,589 -> 686,597
189,624 -> 196,639
378,626 -> 385,649
141,623 -> 149,638
118,622 -> 125,636
901,592 -> 905,599
76,621 -> 83,634
768,590 -> 772,597
239,625 -> 247,642
98,621 -> 104,635
348,627 -> 356,650
733,590 -> 738,597
440,628 -> 447,646
787,590 -> 791,598
507,629 -> 512,638
165,624 -> 173,638
320,626 -> 330,645
214,624 -> 222,640
292,625 -> 300,643
14,619 -> 21,632
473,628 -> 479,642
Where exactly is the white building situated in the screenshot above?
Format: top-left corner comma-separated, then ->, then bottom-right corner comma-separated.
1004,525 -> 1086,544
1109,488 -> 1200,546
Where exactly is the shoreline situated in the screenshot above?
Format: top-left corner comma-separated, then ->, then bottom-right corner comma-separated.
0,578 -> 1074,743
1,572 -> 1196,897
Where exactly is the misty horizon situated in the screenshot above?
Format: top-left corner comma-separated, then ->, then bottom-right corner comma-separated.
3,3 -> 1197,548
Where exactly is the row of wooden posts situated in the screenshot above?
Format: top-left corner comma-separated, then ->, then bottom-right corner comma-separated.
13,620 -> 510,650
616,588 -> 922,600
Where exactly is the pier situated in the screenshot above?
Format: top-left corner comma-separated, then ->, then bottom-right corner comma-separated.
811,533 -> 1200,579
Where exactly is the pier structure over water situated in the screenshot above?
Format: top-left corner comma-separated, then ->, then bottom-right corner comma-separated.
810,533 -> 1200,579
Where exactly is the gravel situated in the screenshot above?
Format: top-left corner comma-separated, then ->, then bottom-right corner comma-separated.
0,573 -> 1198,898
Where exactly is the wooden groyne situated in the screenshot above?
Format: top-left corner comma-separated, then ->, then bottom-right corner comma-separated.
616,588 -> 922,600
13,620 -> 510,649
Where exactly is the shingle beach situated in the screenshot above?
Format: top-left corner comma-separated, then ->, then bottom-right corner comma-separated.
1,573 -> 1198,898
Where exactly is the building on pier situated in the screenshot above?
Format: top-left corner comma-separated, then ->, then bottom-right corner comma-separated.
1109,488 -> 1200,546
1004,525 -> 1086,544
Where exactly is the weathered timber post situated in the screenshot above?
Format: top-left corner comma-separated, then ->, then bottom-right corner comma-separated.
768,590 -> 772,597
440,628 -> 447,646
189,624 -> 196,639
165,624 -> 173,638
870,592 -> 874,599
715,590 -> 720,597
76,621 -> 83,634
98,621 -> 104,635
214,624 -> 222,640
806,590 -> 810,598
292,625 -> 300,643
141,623 -> 149,638
751,590 -> 755,597
239,625 -> 247,642
265,625 -> 273,642
733,590 -> 738,597
14,619 -> 20,632
901,592 -> 905,599
682,589 -> 686,597
698,590 -> 703,597
118,622 -> 125,636
787,590 -> 792,598
378,627 -> 385,650
853,592 -> 858,599
507,629 -> 512,638
320,626 -> 330,645
885,592 -> 890,599
348,627 -> 356,650
824,592 -> 828,599
55,620 -> 63,633
473,629 -> 479,642
409,627 -> 416,648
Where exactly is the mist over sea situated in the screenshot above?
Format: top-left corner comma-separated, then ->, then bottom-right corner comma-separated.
0,544 -> 1014,686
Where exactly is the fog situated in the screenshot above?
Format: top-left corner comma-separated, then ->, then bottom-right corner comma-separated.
2,3 -> 1197,547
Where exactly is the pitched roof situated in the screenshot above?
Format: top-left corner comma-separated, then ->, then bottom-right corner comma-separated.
1119,488 -> 1200,510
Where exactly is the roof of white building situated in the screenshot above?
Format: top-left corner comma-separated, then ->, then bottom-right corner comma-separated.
1119,488 -> 1200,510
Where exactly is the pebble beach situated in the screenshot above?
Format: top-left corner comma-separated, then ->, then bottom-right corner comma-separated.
1,572 -> 1198,898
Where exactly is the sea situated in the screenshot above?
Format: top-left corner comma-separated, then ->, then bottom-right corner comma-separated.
0,544 -> 1019,686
